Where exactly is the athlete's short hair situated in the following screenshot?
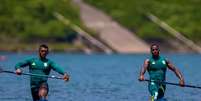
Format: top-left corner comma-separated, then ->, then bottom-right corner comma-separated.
39,44 -> 49,51
150,44 -> 160,51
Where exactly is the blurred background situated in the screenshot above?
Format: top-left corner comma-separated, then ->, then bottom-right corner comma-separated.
0,0 -> 201,101
0,0 -> 201,53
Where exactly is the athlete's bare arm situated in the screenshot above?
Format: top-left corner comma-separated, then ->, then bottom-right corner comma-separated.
166,60 -> 185,86
139,59 -> 149,81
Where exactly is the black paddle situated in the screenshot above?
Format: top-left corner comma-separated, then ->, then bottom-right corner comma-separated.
140,79 -> 201,89
0,67 -> 63,80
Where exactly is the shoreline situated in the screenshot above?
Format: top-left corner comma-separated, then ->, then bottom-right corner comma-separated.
0,43 -> 84,53
0,42 -> 199,54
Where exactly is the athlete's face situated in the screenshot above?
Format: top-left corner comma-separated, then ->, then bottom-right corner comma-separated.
39,47 -> 48,58
151,45 -> 160,56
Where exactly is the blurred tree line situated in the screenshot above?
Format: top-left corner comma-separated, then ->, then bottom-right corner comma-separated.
85,0 -> 201,43
0,0 -> 79,43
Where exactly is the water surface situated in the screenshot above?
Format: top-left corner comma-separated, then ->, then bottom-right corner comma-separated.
0,53 -> 200,101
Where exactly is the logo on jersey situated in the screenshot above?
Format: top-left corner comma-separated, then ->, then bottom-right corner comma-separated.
31,62 -> 36,66
151,82 -> 155,85
162,60 -> 166,65
44,63 -> 48,67
152,61 -> 156,65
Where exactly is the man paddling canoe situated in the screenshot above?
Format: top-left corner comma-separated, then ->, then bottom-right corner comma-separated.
139,44 -> 185,101
15,44 -> 69,101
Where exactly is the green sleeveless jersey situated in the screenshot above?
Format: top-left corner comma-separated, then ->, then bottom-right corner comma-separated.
15,58 -> 65,87
148,56 -> 167,81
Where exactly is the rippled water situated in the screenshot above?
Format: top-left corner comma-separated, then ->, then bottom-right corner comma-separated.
0,53 -> 201,101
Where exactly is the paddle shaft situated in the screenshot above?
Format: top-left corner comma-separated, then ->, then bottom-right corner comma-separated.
143,79 -> 201,89
2,70 -> 63,79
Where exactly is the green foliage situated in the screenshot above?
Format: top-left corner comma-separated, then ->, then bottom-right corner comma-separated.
0,0 -> 80,42
85,0 -> 201,42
